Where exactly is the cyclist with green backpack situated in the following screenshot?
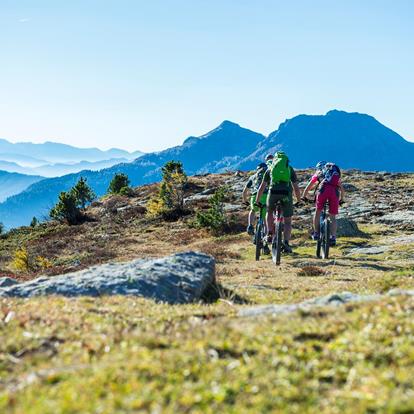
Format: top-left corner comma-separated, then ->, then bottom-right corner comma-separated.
242,162 -> 269,235
255,151 -> 301,253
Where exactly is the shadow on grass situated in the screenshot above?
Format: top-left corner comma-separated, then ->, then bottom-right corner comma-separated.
201,281 -> 251,304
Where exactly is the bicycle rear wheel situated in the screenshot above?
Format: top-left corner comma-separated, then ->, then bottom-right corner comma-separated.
255,222 -> 263,261
322,219 -> 330,259
272,222 -> 283,265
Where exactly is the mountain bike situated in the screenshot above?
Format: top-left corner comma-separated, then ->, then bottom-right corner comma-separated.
254,204 -> 267,261
316,201 -> 330,259
271,201 -> 284,265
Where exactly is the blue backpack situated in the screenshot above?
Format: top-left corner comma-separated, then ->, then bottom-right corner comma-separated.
322,163 -> 341,186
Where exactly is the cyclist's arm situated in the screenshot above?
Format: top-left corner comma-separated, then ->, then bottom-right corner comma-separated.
302,181 -> 317,199
242,185 -> 250,203
339,183 -> 345,201
255,180 -> 266,204
292,182 -> 301,202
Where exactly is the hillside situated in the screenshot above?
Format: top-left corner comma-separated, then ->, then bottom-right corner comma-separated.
0,170 -> 44,202
0,170 -> 413,412
1,110 -> 413,229
0,121 -> 264,228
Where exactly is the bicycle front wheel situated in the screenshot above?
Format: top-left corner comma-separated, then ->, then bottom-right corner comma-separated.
322,219 -> 330,259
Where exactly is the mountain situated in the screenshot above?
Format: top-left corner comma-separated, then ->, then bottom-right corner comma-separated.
0,121 -> 264,228
0,171 -> 44,202
237,110 -> 414,171
0,158 -> 134,178
0,139 -> 144,164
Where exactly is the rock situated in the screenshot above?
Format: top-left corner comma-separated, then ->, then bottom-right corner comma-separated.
347,246 -> 389,255
342,183 -> 358,192
238,291 -> 381,317
336,218 -> 363,237
379,211 -> 414,225
0,277 -> 18,287
0,252 -> 215,303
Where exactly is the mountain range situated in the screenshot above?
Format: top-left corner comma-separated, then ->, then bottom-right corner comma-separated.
0,110 -> 413,228
0,139 -> 143,164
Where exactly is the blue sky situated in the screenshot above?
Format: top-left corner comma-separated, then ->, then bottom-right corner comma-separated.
1,0 -> 413,152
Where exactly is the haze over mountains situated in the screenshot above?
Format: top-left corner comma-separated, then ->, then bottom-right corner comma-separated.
0,110 -> 413,228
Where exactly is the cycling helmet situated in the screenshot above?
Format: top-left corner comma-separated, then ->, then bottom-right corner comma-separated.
265,153 -> 274,162
315,161 -> 327,170
256,162 -> 267,171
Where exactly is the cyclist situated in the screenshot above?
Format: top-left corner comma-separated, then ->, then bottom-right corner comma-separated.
302,161 -> 345,246
255,151 -> 301,253
242,162 -> 269,236
265,153 -> 274,167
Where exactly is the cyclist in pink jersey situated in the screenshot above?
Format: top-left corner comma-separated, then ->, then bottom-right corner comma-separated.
302,161 -> 345,246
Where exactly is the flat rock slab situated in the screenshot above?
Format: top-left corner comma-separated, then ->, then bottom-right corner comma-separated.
238,290 -> 414,318
0,252 -> 215,303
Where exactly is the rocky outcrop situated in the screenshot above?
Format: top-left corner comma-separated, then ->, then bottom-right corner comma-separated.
0,252 -> 215,303
238,290 -> 414,317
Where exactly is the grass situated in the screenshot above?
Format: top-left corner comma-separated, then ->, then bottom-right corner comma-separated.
1,171 -> 414,412
1,296 -> 414,413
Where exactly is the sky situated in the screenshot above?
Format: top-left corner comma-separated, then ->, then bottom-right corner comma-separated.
0,0 -> 413,152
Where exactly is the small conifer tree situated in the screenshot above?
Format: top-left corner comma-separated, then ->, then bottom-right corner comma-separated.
108,173 -> 131,195
49,191 -> 81,225
71,177 -> 96,209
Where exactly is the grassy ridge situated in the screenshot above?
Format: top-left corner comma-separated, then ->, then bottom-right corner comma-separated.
1,295 -> 414,413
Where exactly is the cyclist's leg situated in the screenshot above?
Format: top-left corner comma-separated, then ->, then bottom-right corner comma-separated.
260,193 -> 268,231
328,189 -> 339,238
266,192 -> 277,240
281,196 -> 293,241
313,210 -> 322,233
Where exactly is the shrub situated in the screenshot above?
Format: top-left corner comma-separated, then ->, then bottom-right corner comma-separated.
11,248 -> 30,272
11,248 -> 53,272
50,191 -> 82,225
108,173 -> 131,195
30,217 -> 38,228
71,177 -> 96,209
147,161 -> 187,219
0,222 -> 4,235
196,187 -> 228,235
297,266 -> 326,277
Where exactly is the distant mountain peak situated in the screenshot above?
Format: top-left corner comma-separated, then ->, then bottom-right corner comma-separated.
218,120 -> 240,128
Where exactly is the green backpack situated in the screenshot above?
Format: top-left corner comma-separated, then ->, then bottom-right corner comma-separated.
270,152 -> 291,185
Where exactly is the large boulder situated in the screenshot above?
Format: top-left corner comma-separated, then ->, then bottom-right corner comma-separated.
336,217 -> 364,237
0,252 -> 215,303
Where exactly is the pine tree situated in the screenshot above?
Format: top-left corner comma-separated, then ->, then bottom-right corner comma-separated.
71,177 -> 96,209
30,217 -> 38,227
108,173 -> 131,195
49,191 -> 81,225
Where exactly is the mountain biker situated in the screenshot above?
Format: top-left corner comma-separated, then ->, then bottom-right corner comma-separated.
242,162 -> 269,236
265,153 -> 274,167
255,151 -> 301,253
302,161 -> 345,246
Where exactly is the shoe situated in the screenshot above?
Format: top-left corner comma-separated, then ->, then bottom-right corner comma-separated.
311,232 -> 320,241
329,236 -> 336,246
282,241 -> 293,254
263,244 -> 270,255
247,224 -> 254,236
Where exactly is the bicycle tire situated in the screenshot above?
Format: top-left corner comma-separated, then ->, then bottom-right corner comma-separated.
255,222 -> 263,261
273,221 -> 283,265
322,219 -> 330,259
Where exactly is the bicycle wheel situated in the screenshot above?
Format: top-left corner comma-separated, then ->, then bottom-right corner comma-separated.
272,221 -> 283,265
255,222 -> 263,261
322,219 -> 330,259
